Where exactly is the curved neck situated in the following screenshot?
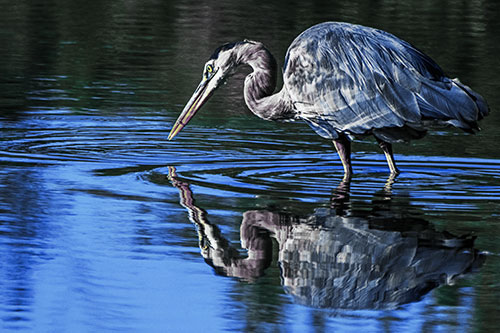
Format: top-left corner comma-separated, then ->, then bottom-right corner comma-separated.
235,42 -> 293,121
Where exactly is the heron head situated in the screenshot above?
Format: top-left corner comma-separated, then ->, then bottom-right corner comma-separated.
167,42 -> 246,140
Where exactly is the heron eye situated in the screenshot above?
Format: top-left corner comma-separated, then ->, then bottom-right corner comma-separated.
206,65 -> 213,73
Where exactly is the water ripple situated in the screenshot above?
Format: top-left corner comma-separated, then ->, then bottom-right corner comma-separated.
2,112 -> 499,206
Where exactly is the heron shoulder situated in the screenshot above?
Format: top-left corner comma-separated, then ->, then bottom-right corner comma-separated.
283,22 -> 445,82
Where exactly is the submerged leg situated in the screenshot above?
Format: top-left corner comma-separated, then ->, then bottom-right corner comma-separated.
331,174 -> 351,215
376,138 -> 400,175
333,134 -> 353,179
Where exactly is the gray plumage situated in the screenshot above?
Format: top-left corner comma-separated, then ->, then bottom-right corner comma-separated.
169,22 -> 489,175
283,22 -> 488,142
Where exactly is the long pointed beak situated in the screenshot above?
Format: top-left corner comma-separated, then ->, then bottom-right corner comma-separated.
168,78 -> 216,140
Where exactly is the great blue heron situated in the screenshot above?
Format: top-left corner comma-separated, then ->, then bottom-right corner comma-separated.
168,22 -> 489,176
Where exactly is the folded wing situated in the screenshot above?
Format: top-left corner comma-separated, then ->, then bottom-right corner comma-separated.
283,22 -> 488,143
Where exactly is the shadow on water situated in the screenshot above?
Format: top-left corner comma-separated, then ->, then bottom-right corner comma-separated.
166,166 -> 485,310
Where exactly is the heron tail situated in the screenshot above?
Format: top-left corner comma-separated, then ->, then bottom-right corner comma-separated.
417,78 -> 489,132
451,79 -> 489,120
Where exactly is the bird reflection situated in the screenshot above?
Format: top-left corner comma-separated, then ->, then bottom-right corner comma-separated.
168,167 -> 484,310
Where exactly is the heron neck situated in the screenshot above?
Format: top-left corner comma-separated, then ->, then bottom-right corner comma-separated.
236,43 -> 294,121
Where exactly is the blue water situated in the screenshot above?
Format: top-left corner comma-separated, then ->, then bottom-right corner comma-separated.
1,1 -> 500,332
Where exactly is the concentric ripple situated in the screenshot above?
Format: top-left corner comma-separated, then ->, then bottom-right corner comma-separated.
2,110 -> 499,206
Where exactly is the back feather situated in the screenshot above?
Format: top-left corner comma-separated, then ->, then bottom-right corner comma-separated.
283,22 -> 489,142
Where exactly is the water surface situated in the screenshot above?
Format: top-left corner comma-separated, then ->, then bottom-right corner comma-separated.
1,1 -> 500,332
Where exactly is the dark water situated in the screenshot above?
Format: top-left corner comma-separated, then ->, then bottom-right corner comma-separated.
1,1 -> 500,331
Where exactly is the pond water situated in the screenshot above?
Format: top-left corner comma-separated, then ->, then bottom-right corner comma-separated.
1,1 -> 500,332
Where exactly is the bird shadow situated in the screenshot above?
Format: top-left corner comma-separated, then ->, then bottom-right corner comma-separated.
167,166 -> 484,310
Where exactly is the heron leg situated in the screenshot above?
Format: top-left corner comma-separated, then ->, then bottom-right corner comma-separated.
376,138 -> 400,175
333,134 -> 353,179
331,174 -> 351,215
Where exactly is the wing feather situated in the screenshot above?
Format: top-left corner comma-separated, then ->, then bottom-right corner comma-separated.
283,22 -> 487,142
